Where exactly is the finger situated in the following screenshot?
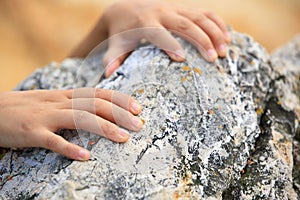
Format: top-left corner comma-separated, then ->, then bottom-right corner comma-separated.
52,109 -> 134,143
23,90 -> 70,103
177,10 -> 228,57
70,88 -> 142,115
40,131 -> 91,161
162,14 -> 217,62
98,89 -> 142,115
103,52 -> 130,77
102,32 -> 139,77
203,11 -> 231,42
63,88 -> 97,100
142,26 -> 186,62
71,98 -> 143,130
67,88 -> 96,99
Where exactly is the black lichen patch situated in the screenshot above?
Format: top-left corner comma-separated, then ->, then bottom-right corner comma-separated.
175,155 -> 202,187
266,97 -> 296,136
222,95 -> 298,198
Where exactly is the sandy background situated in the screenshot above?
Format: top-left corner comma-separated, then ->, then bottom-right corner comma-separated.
0,0 -> 299,91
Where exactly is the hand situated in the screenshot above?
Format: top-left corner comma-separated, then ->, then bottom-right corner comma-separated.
70,0 -> 231,77
0,88 -> 143,161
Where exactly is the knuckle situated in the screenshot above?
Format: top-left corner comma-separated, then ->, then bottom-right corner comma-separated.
87,99 -> 96,111
95,88 -> 105,98
20,121 -> 35,133
100,122 -> 110,134
62,143 -> 74,156
100,122 -> 116,137
94,99 -> 105,113
204,11 -> 215,18
176,18 -> 191,32
40,91 -> 60,102
214,35 -> 226,45
193,15 -> 206,25
74,110 -> 88,121
45,136 -> 59,150
195,34 -> 211,50
153,6 -> 168,16
201,41 -> 213,51
208,30 -> 225,45
135,14 -> 148,27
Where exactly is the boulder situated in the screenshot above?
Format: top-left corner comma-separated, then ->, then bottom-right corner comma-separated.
0,31 -> 299,199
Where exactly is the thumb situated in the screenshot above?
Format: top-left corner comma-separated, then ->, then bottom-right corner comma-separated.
102,51 -> 130,77
102,32 -> 139,77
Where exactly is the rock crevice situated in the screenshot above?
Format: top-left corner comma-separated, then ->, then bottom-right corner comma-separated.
0,31 -> 299,199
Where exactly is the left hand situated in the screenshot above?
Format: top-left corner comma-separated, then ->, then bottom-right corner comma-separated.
0,88 -> 143,161
70,0 -> 231,77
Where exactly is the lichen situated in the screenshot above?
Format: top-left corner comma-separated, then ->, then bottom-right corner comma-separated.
1,31 -> 299,200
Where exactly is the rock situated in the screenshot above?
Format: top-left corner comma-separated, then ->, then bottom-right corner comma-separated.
0,31 -> 299,200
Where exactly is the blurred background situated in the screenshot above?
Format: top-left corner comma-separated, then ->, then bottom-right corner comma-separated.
0,0 -> 299,91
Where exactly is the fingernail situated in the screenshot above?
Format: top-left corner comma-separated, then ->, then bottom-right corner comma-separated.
105,68 -> 112,77
225,32 -> 231,42
175,50 -> 186,60
105,60 -> 119,77
219,44 -> 227,54
207,49 -> 218,62
131,116 -> 143,129
119,128 -> 130,138
131,101 -> 142,113
78,149 -> 90,161
105,65 -> 115,77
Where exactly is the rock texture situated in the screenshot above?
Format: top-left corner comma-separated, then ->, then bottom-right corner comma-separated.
0,31 -> 299,199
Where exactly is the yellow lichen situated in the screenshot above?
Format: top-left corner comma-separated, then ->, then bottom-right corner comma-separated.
209,109 -> 214,115
193,68 -> 203,75
181,76 -> 187,82
255,98 -> 261,103
30,85 -> 36,90
182,66 -> 192,71
138,89 -> 144,94
173,171 -> 194,199
256,107 -> 264,115
173,192 -> 180,200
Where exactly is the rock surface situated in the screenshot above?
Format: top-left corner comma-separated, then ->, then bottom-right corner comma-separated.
0,31 -> 299,199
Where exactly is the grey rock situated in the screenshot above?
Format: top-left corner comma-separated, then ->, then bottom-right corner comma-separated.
0,31 -> 299,200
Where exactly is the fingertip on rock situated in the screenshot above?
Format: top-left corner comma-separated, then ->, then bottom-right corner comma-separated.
207,49 -> 218,62
77,149 -> 91,161
169,50 -> 186,62
118,128 -> 131,142
130,100 -> 142,114
225,32 -> 231,43
105,60 -> 121,77
218,44 -> 228,57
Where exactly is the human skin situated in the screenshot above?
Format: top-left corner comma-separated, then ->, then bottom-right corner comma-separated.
0,88 -> 142,161
70,0 -> 231,77
0,0 -> 230,161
